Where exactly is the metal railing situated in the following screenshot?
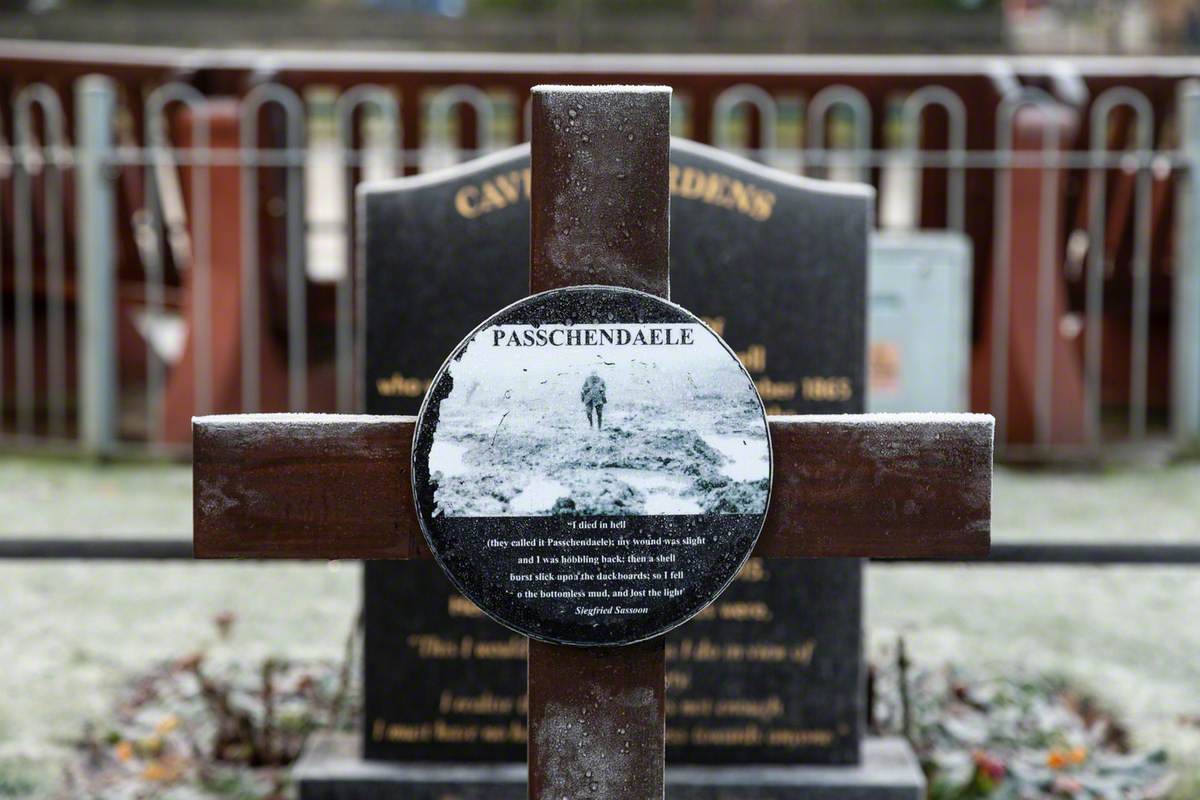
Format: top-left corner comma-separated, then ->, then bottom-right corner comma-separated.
1,45 -> 1199,460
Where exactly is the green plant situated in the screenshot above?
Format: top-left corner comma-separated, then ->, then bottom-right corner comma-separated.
0,761 -> 39,799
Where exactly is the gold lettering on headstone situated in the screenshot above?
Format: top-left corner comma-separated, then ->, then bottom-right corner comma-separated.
766,727 -> 835,747
736,558 -> 769,582
455,164 -> 775,221
454,185 -> 481,218
375,372 -> 431,398
492,172 -> 524,204
755,377 -> 798,402
690,724 -> 764,746
738,345 -> 766,373
448,594 -> 485,617
438,691 -> 517,715
406,634 -> 460,658
406,632 -> 527,660
434,719 -> 479,742
466,636 -> 527,660
481,724 -> 508,743
701,316 -> 726,336
665,669 -> 691,691
669,165 -> 777,221
692,600 -> 772,622
480,181 -> 509,213
714,696 -> 784,721
454,168 -> 532,218
698,320 -> 765,373
801,376 -> 853,402
371,718 -> 433,742
665,726 -> 689,746
790,639 -> 817,666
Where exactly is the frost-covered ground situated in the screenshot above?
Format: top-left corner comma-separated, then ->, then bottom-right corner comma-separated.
1,454 -> 1199,788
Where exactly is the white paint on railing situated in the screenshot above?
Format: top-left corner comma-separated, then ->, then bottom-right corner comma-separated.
14,83 -> 68,437
1174,81 -> 1200,441
334,86 -> 399,413
240,82 -> 308,414
427,84 -> 497,171
75,75 -> 118,457
1085,87 -> 1155,445
901,86 -> 968,232
145,82 -> 212,425
712,84 -> 778,162
807,85 -> 872,184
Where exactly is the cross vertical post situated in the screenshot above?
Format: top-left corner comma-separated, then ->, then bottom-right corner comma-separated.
526,85 -> 672,800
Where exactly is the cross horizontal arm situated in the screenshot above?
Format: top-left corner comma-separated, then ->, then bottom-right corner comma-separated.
194,412 -> 991,561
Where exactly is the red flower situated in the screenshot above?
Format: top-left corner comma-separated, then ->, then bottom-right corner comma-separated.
972,750 -> 1006,782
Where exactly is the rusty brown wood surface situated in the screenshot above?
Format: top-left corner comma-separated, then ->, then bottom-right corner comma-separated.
529,84 -> 671,298
528,638 -> 666,800
526,85 -> 671,800
192,412 -> 993,561
193,414 -> 427,560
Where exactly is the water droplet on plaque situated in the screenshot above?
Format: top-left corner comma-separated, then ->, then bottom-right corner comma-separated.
412,286 -> 770,646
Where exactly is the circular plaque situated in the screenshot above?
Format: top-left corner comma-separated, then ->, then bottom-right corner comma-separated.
412,286 -> 771,646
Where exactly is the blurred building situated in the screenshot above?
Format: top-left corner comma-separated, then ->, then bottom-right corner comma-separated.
0,0 -> 1008,53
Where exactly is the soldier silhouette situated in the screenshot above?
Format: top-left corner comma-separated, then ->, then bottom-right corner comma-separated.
580,371 -> 607,430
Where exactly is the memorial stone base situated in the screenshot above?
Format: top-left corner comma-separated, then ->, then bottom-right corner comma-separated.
296,734 -> 926,800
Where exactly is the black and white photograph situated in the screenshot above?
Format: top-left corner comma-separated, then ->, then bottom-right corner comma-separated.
425,319 -> 770,519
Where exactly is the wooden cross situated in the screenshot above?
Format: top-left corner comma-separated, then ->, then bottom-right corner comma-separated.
193,85 -> 992,800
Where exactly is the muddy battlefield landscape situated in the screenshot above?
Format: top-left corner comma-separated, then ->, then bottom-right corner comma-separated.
427,333 -> 770,518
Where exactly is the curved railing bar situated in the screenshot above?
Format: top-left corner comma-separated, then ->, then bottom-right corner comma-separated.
428,84 -> 497,160
144,82 -> 211,432
807,84 -> 872,183
14,84 -> 69,437
335,85 -> 399,412
901,85 -> 968,232
712,84 -> 778,158
1085,86 -> 1155,443
239,82 -> 307,414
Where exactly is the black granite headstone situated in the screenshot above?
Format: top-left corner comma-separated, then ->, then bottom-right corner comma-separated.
361,139 -> 871,765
